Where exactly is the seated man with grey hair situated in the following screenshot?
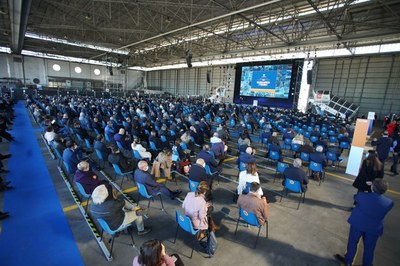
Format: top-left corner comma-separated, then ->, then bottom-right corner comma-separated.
90,184 -> 151,235
134,160 -> 182,200
283,158 -> 308,192
74,161 -> 108,194
309,145 -> 327,181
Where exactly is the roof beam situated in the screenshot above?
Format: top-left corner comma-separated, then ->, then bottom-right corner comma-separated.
9,0 -> 32,53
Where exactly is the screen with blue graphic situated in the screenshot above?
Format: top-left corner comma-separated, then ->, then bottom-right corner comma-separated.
239,64 -> 292,99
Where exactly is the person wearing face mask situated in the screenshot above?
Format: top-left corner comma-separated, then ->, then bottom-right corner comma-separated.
134,160 -> 182,200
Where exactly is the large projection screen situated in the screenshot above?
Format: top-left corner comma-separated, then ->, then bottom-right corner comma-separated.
233,59 -> 303,108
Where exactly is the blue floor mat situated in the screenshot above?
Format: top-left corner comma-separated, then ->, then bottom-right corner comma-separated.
0,102 -> 84,266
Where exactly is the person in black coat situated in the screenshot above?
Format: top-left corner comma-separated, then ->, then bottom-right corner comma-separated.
108,146 -> 135,173
390,132 -> 400,175
353,150 -> 384,192
283,158 -> 309,192
371,131 -> 392,164
197,144 -> 218,173
188,158 -> 209,183
94,134 -> 111,161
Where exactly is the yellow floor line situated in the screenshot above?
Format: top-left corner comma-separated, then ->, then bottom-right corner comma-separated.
63,178 -> 167,213
224,156 -> 237,162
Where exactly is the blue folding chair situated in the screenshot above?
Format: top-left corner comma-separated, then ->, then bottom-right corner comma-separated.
340,141 -> 350,149
75,181 -> 91,212
133,150 -> 143,160
62,160 -> 73,178
97,218 -> 135,259
274,162 -> 289,183
173,211 -> 202,258
280,178 -> 305,209
160,135 -> 167,142
329,136 -> 337,143
269,150 -> 280,164
239,161 -> 247,172
188,180 -> 199,192
136,182 -> 164,211
112,163 -> 133,187
84,139 -> 92,149
50,141 -> 62,165
282,138 -> 292,150
291,143 -> 301,152
308,161 -> 325,185
300,152 -> 310,162
310,136 -> 319,143
326,151 -> 338,166
234,208 -> 268,248
230,119 -> 236,127
95,149 -> 106,168
116,141 -> 125,151
242,181 -> 252,194
149,141 -> 158,151
180,142 -> 188,151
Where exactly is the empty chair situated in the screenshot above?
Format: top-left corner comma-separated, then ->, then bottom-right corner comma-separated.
173,210 -> 202,258
310,136 -> 319,143
234,208 -> 268,248
269,150 -> 280,163
136,182 -> 164,211
280,178 -> 306,209
97,218 -> 135,259
62,160 -> 73,178
75,181 -> 91,212
326,151 -> 338,166
329,136 -> 337,143
340,141 -> 350,149
112,163 -> 133,187
275,162 -> 289,183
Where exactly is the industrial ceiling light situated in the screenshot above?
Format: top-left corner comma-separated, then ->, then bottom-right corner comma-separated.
85,13 -> 91,20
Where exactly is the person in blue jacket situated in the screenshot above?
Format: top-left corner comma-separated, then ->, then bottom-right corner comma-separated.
335,179 -> 394,266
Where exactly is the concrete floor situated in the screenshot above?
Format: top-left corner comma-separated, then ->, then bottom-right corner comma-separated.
1,112 -> 399,266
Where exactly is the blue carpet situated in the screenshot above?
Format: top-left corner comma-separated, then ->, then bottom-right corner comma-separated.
0,102 -> 84,266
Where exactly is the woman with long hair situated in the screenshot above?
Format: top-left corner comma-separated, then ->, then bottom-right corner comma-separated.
133,239 -> 183,266
237,162 -> 263,196
353,150 -> 384,192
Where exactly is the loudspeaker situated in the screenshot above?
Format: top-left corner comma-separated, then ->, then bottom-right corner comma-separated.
307,70 -> 312,85
186,50 -> 192,68
207,71 -> 211,83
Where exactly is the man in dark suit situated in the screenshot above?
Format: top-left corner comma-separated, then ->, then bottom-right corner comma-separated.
335,179 -> 394,266
134,160 -> 181,200
197,144 -> 218,173
189,158 -> 210,184
63,140 -> 82,173
94,134 -> 111,160
371,131 -> 392,164
108,146 -> 135,173
238,146 -> 256,166
283,158 -> 308,192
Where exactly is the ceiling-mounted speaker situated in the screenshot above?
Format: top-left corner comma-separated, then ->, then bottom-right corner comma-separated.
206,71 -> 211,83
33,78 -> 40,84
186,50 -> 192,68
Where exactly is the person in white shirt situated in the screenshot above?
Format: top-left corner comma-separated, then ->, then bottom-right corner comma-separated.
237,162 -> 263,196
44,126 -> 58,144
131,138 -> 152,160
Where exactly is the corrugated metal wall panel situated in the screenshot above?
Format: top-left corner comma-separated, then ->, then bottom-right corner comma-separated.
314,54 -> 400,118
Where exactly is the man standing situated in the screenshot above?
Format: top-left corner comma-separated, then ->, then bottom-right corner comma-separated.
371,131 -> 392,164
335,179 -> 394,266
237,182 -> 269,225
